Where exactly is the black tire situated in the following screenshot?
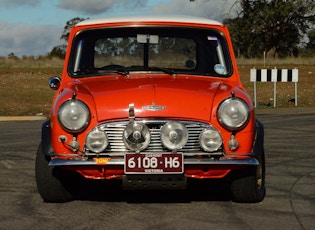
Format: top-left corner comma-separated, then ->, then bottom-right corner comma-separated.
35,143 -> 73,203
230,153 -> 265,203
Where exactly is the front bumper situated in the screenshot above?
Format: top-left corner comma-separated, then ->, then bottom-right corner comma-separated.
49,157 -> 259,167
48,155 -> 259,180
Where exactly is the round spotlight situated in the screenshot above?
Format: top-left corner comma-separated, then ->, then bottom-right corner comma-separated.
123,123 -> 151,151
160,121 -> 188,150
199,128 -> 222,152
85,128 -> 108,153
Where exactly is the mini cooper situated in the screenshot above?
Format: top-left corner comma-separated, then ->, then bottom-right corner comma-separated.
35,15 -> 265,203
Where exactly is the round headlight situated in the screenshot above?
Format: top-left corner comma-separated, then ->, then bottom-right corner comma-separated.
160,121 -> 188,150
200,128 -> 222,152
58,99 -> 90,133
123,123 -> 151,152
86,128 -> 108,153
217,98 -> 249,131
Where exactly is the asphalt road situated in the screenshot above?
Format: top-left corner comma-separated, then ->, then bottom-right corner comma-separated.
0,107 -> 314,230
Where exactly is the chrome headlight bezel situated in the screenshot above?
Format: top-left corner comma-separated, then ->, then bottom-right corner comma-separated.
58,99 -> 90,133
217,98 -> 250,131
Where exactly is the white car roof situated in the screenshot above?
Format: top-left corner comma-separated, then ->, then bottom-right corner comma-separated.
76,15 -> 223,27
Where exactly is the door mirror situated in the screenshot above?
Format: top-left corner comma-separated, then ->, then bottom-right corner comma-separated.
48,76 -> 61,90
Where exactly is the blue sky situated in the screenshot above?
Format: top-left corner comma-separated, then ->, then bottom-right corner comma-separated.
0,0 -> 237,57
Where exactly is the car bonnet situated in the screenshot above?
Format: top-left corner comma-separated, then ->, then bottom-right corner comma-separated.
78,75 -> 222,122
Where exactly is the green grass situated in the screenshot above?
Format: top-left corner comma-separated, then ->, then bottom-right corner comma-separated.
0,57 -> 314,116
0,57 -> 63,116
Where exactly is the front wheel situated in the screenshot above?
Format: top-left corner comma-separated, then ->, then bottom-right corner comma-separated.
35,143 -> 73,203
230,154 -> 265,203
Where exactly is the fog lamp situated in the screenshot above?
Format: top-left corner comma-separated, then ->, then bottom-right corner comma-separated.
86,128 -> 108,153
199,128 -> 222,152
123,123 -> 151,152
160,121 -> 188,150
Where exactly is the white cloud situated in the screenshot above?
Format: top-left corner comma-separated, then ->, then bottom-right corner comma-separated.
152,0 -> 237,22
57,0 -> 237,21
0,0 -> 40,7
58,0 -> 149,15
0,0 -> 239,57
0,21 -> 62,57
58,0 -> 115,14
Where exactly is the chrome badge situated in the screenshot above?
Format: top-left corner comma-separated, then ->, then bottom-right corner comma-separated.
143,103 -> 166,111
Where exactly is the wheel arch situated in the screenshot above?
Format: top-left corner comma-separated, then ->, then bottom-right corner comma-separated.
253,119 -> 264,156
41,119 -> 54,156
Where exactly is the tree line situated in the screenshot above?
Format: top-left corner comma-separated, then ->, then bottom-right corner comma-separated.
224,0 -> 315,58
49,0 -> 315,59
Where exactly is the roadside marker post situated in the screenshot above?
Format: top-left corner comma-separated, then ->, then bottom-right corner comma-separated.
250,68 -> 298,107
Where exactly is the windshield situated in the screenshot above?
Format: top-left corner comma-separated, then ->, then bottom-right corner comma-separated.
69,26 -> 232,77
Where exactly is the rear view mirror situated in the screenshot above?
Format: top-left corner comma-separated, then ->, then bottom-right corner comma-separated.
137,34 -> 159,44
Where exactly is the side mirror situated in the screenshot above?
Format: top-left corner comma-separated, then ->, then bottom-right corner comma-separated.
48,76 -> 61,90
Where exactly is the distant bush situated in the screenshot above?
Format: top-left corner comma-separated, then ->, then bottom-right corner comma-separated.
0,55 -> 64,68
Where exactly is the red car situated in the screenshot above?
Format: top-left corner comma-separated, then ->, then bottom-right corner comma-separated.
35,15 -> 265,203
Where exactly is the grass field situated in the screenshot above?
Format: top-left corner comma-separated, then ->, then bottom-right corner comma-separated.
0,56 -> 314,116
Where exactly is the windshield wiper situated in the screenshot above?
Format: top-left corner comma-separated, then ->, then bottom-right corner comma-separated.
97,69 -> 129,76
73,68 -> 129,77
147,66 -> 176,75
127,65 -> 176,75
72,69 -> 98,76
73,66 -> 175,77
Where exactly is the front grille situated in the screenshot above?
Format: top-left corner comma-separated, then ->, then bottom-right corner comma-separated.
91,120 -> 222,155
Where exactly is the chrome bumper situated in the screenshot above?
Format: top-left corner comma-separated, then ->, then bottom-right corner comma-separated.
49,157 -> 259,167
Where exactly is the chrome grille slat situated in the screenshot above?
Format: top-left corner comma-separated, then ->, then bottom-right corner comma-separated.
91,120 -> 220,155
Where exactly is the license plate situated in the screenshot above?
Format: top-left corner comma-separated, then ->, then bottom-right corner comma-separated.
125,153 -> 183,174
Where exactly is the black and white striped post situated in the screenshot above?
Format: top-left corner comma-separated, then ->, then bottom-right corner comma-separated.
250,68 -> 298,107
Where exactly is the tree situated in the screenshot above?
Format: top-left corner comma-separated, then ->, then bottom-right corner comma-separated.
49,17 -> 87,58
60,17 -> 87,43
224,0 -> 315,58
306,29 -> 315,53
48,44 -> 67,59
7,52 -> 19,60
